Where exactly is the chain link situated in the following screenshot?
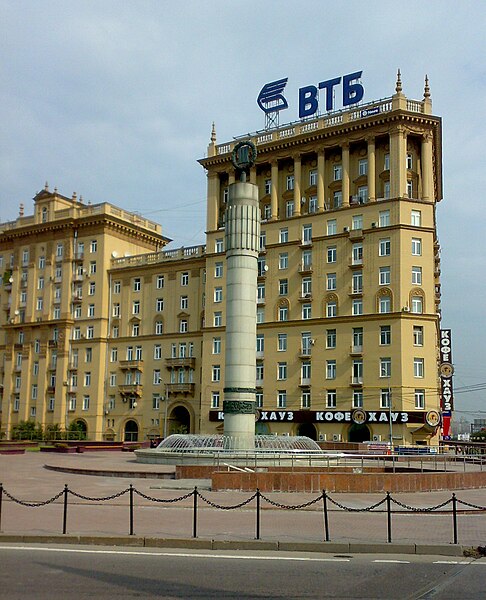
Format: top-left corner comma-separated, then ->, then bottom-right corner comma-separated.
259,492 -> 323,510
197,491 -> 257,510
133,489 -> 194,503
326,496 -> 387,512
390,496 -> 452,512
456,499 -> 486,511
68,488 -> 130,502
2,488 -> 65,507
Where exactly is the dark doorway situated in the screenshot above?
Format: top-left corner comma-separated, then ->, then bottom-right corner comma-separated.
169,405 -> 191,434
348,423 -> 371,443
124,419 -> 139,442
297,423 -> 317,441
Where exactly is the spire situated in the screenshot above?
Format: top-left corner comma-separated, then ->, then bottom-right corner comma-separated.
208,122 -> 217,157
44,181 -> 49,191
395,69 -> 402,94
211,122 -> 216,144
424,74 -> 430,99
19,203 -> 24,217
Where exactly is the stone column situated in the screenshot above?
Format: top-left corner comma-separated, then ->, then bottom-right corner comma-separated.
367,137 -> 376,202
223,180 -> 260,450
390,125 -> 407,198
317,150 -> 326,212
206,173 -> 220,232
293,154 -> 302,216
421,131 -> 433,201
270,160 -> 279,219
342,143 -> 350,207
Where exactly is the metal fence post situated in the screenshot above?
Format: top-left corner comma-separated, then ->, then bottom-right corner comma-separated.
386,491 -> 392,543
0,483 -> 3,531
62,484 -> 68,534
452,493 -> 458,545
129,484 -> 134,535
322,490 -> 330,542
256,488 -> 261,540
193,487 -> 198,538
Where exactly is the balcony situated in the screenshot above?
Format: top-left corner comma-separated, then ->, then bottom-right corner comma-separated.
119,360 -> 144,371
72,294 -> 82,304
349,345 -> 363,356
299,378 -> 311,387
299,347 -> 312,358
48,340 -> 58,348
348,286 -> 363,297
349,228 -> 364,241
350,376 -> 363,386
166,382 -> 195,395
118,384 -> 143,397
73,251 -> 84,261
298,293 -> 313,302
298,263 -> 313,274
348,258 -> 363,268
164,357 -> 196,369
299,239 -> 313,249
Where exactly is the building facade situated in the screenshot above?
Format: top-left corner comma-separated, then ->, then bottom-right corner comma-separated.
0,74 -> 444,445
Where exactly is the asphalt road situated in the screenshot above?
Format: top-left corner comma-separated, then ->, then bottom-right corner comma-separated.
0,545 -> 485,599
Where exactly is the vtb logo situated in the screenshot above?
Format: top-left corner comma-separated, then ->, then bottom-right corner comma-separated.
257,78 -> 289,114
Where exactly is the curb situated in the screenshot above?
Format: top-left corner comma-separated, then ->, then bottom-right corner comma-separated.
0,534 -> 466,557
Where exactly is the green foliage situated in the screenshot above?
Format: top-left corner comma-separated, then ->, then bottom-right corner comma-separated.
2,270 -> 12,285
471,429 -> 486,442
11,420 -> 44,441
44,423 -> 62,441
67,421 -> 87,440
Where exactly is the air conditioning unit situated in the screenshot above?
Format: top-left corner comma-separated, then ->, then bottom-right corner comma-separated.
371,222 -> 377,228
343,226 -> 349,232
318,433 -> 326,441
332,433 -> 342,442
372,434 -> 382,442
402,306 -> 410,312
310,339 -> 316,345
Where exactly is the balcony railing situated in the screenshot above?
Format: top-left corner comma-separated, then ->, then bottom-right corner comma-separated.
118,384 -> 143,396
165,357 -> 196,369
166,383 -> 195,395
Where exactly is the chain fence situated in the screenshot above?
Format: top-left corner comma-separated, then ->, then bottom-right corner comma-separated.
0,483 -> 484,545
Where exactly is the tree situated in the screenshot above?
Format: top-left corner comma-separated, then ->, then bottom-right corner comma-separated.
11,420 -> 43,441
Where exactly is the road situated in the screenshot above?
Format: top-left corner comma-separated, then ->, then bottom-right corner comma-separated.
0,545 -> 485,599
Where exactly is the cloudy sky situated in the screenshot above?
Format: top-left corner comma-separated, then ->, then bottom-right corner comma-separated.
1,0 -> 485,418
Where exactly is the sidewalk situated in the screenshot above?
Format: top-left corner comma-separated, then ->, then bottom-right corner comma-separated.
1,452 -> 485,555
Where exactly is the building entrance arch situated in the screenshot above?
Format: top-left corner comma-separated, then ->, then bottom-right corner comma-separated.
296,423 -> 317,441
348,423 -> 371,443
168,405 -> 191,435
124,420 -> 139,442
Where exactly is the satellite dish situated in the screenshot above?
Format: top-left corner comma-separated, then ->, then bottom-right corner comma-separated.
14,309 -> 20,315
111,251 -> 118,258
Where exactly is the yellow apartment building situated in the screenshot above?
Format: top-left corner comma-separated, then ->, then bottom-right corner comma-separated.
0,74 -> 444,445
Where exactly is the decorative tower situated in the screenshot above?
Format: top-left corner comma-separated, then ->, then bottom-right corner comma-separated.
223,141 -> 260,450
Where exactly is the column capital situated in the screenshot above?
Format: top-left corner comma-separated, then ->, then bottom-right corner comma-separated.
341,141 -> 350,151
422,130 -> 433,143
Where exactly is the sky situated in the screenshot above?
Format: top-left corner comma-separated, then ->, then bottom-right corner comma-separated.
1,0 -> 485,419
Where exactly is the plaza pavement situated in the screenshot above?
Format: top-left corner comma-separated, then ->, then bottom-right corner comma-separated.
0,451 -> 485,556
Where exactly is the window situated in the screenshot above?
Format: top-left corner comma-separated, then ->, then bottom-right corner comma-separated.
156,275 -> 165,289
264,179 -> 272,195
380,389 -> 391,409
215,262 -> 223,278
36,298 -> 43,311
132,323 -> 140,337
302,224 -> 312,244
309,196 -> 317,213
413,326 -> 424,346
327,329 -> 336,348
379,210 -> 390,227
327,246 -> 337,263
86,326 -> 94,339
155,321 -> 163,335
279,228 -> 288,243
214,312 -> 222,327
327,220 -> 337,236
358,159 -> 368,176
56,243 -> 63,258
301,361 -> 311,382
352,327 -> 363,351
352,271 -> 363,293
414,358 -> 424,378
213,337 -> 221,354
215,238 -> 224,253
380,325 -> 391,345
333,190 -> 342,208
38,276 -> 44,290
333,164 -> 342,181
407,180 -> 413,198
85,347 -> 92,363
181,272 -> 189,286
302,249 -> 312,270
84,372 -> 91,387
179,319 -> 188,333
301,332 -> 312,355
353,359 -> 363,383
31,384 -> 38,400
278,304 -> 289,321
352,243 -> 363,265
152,394 -> 160,410
286,200 -> 294,217
132,300 -> 140,315
156,298 -> 164,312
74,305 -> 82,319
327,273 -> 337,291
412,238 -> 422,256
180,296 -> 188,310
279,253 -> 288,269
153,369 -> 161,384
302,277 -> 312,296
279,279 -> 288,295
257,282 -> 265,302
353,390 -> 363,408
39,255 -> 45,269
302,389 -> 311,409
222,187 -> 229,203
256,334 -> 264,354
411,296 -> 423,314
277,362 -> 287,380
302,304 -> 311,320
277,333 -> 287,351
352,299 -> 363,315
412,266 -> 422,285
327,301 -> 337,318
286,174 -> 294,191
112,325 -> 119,338
379,295 -> 391,313
309,169 -> 317,186
179,343 -> 187,358
415,389 -> 425,409
154,344 -> 162,359
411,210 -> 422,227
256,392 -> 263,408
90,239 -> 97,253
259,231 -> 266,251
406,153 -> 413,170
110,372 -> 117,387
89,261 -> 97,275
380,358 -> 391,378
133,277 -> 141,292
214,287 -> 223,303
212,365 -> 221,382
256,363 -> 264,383
326,390 -> 337,408
384,153 -> 390,171
257,308 -> 264,324
88,281 -> 96,295
211,391 -> 220,409
352,214 -> 363,230
384,181 -> 390,199
379,238 -> 391,256
110,348 -> 118,362
277,390 -> 287,409
379,266 -> 391,285
262,203 -> 271,220
88,304 -> 95,317
357,186 -> 368,204
326,360 -> 336,379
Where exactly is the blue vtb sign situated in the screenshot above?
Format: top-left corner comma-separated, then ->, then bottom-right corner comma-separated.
257,71 -> 364,119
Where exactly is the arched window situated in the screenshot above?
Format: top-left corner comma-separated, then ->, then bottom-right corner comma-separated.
377,288 -> 393,313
